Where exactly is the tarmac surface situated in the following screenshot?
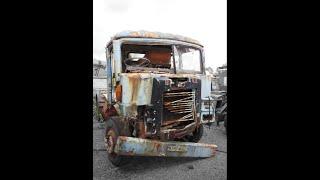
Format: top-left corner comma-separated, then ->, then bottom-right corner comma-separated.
93,117 -> 227,180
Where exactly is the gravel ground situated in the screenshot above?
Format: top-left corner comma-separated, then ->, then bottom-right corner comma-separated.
93,118 -> 227,180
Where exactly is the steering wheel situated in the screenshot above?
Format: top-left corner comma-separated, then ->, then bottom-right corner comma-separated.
124,57 -> 151,67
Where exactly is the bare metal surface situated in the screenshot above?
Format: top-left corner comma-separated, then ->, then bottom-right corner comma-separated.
120,73 -> 153,106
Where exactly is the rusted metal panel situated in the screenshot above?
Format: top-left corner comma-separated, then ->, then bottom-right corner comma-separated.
144,50 -> 171,65
118,38 -> 203,49
110,30 -> 203,47
161,90 -> 197,136
120,73 -> 153,106
114,136 -> 217,157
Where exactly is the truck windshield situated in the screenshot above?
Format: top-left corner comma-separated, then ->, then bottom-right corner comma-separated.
121,44 -> 202,74
122,44 -> 174,73
174,45 -> 202,74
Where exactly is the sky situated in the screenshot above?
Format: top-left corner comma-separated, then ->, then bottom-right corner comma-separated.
93,0 -> 226,70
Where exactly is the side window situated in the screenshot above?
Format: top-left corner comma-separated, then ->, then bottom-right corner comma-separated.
180,49 -> 201,71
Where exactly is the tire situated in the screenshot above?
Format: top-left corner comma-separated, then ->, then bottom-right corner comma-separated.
105,117 -> 128,166
188,124 -> 204,143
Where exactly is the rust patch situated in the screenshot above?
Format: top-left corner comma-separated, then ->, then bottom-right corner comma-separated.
144,50 -> 171,65
136,121 -> 146,138
115,84 -> 122,102
130,32 -> 140,37
101,104 -> 118,121
110,30 -> 203,46
144,31 -> 160,38
116,136 -> 217,157
127,73 -> 141,103
155,142 -> 161,151
118,136 -> 128,141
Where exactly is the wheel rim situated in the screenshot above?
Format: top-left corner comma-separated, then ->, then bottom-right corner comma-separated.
105,129 -> 116,154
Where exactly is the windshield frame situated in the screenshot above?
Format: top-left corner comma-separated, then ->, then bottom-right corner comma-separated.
118,38 -> 205,74
172,44 -> 204,74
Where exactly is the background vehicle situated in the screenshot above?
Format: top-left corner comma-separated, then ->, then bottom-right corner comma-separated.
99,30 -> 217,166
212,91 -> 227,131
212,64 -> 227,132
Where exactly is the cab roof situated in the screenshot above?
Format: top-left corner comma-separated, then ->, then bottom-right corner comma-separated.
108,30 -> 203,47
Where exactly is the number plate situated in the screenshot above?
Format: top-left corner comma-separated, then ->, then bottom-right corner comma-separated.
167,145 -> 187,152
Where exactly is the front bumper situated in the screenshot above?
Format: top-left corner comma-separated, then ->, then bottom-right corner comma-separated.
114,136 -> 217,157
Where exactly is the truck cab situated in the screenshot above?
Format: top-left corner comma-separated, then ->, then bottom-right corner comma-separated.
100,31 -> 216,166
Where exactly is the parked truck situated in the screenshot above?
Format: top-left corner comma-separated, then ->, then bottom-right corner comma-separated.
98,30 -> 217,166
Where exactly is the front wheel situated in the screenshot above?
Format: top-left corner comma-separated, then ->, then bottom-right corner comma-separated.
105,118 -> 127,166
188,124 -> 204,143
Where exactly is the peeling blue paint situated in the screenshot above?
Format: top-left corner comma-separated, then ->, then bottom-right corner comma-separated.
114,136 -> 217,158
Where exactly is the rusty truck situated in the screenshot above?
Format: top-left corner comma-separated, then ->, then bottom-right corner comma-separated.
98,30 -> 218,166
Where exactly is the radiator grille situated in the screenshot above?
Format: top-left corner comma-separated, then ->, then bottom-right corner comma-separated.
162,90 -> 196,127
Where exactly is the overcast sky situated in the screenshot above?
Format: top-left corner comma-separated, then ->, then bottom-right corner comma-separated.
93,0 -> 226,70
